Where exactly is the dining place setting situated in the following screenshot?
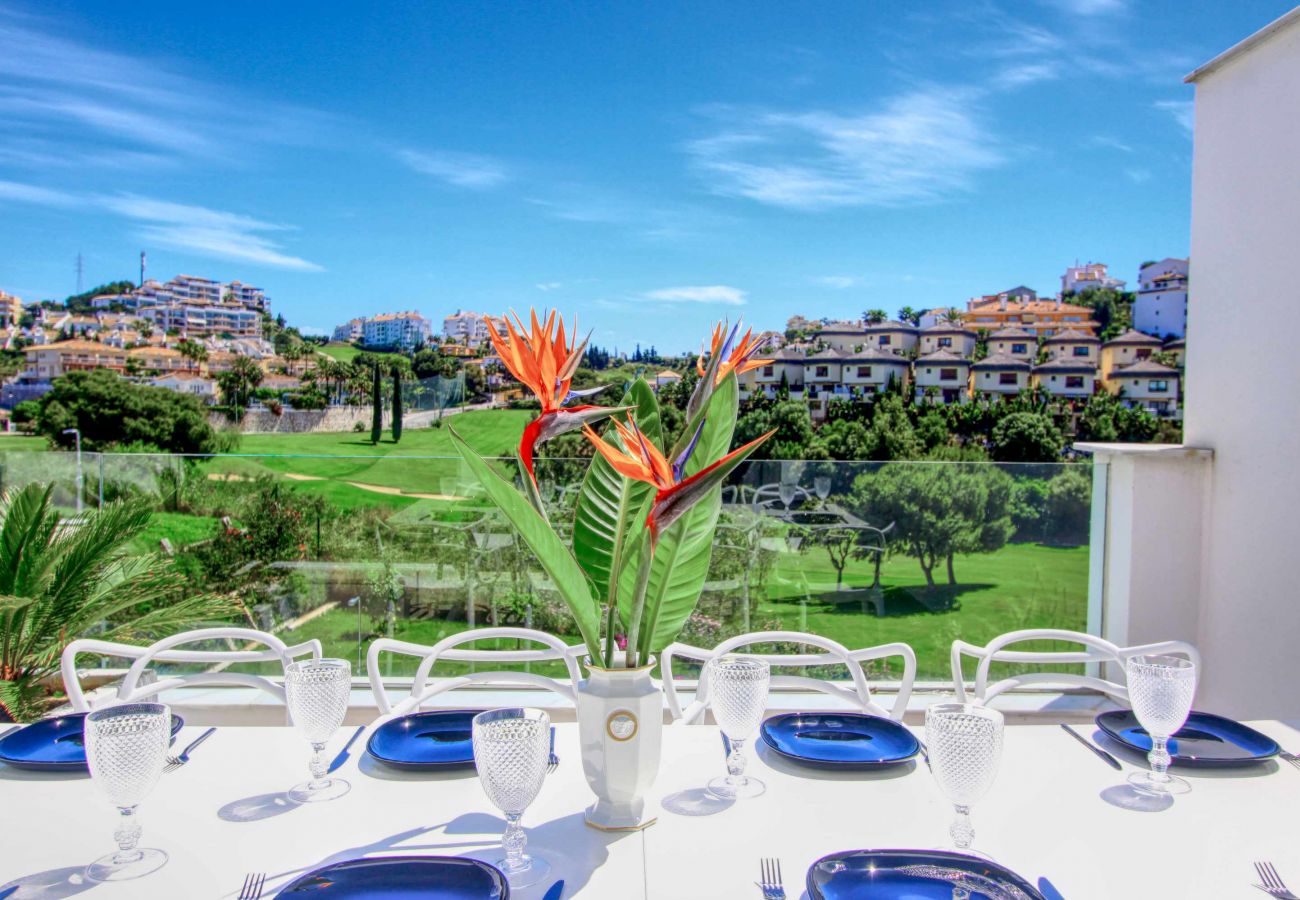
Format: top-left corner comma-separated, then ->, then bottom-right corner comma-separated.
2,621 -> 1298,898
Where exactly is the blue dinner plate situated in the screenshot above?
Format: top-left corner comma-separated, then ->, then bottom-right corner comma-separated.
1096,709 -> 1279,768
367,710 -> 484,770
808,849 -> 1045,899
0,712 -> 184,772
279,856 -> 508,899
760,712 -> 919,769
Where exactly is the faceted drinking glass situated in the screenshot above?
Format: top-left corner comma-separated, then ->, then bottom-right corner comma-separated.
1126,654 -> 1197,795
813,476 -> 832,500
925,702 -> 1004,853
706,655 -> 771,800
285,658 -> 352,802
472,708 -> 551,887
84,702 -> 171,882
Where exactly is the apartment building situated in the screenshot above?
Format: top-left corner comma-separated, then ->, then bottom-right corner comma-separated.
149,373 -> 218,402
0,290 -> 24,328
863,321 -> 919,356
222,281 -> 270,311
1032,357 -> 1099,399
1062,262 -> 1125,294
1133,257 -> 1189,338
919,324 -> 978,357
740,347 -> 809,398
141,302 -> 261,337
1043,329 -> 1100,363
986,327 -> 1036,360
963,295 -> 1098,337
363,311 -> 431,350
333,318 -> 365,342
443,310 -> 501,348
971,354 -> 1032,398
24,341 -> 127,379
913,350 -> 971,404
1105,358 -> 1180,416
1100,329 -> 1162,379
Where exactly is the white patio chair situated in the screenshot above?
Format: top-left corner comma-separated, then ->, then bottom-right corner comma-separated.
61,627 -> 323,712
367,626 -> 583,719
660,631 -> 917,723
950,628 -> 1201,704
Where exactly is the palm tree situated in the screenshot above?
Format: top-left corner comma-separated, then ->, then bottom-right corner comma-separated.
941,308 -> 965,326
863,309 -> 888,325
218,356 -> 264,415
177,339 -> 209,368
0,484 -> 237,721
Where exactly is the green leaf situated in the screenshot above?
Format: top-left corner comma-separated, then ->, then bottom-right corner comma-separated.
618,375 -> 740,654
449,426 -> 603,657
571,379 -> 661,605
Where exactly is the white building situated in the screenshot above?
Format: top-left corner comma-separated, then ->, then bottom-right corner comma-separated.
443,310 -> 501,348
1133,257 -> 1190,338
149,373 -> 219,403
363,311 -> 431,350
1061,262 -> 1125,295
333,318 -> 365,342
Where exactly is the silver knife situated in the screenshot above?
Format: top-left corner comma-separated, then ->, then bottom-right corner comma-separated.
541,879 -> 565,900
328,725 -> 366,774
1060,723 -> 1122,771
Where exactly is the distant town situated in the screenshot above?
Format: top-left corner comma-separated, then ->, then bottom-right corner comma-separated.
0,256 -> 1188,426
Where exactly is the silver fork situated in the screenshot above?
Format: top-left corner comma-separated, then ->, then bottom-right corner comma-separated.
238,872 -> 266,900
164,727 -> 216,773
547,725 -> 559,773
1255,861 -> 1299,899
758,858 -> 785,899
1279,750 -> 1300,771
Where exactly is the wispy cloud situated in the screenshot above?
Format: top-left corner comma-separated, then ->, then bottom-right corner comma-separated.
0,180 -> 321,271
811,275 -> 858,289
526,185 -> 728,241
642,285 -> 747,306
1124,168 -> 1151,184
0,7 -> 332,169
395,148 -> 509,189
1088,135 -> 1134,153
535,282 -> 563,292
990,62 -> 1060,89
1154,100 -> 1194,137
1043,0 -> 1128,15
687,89 -> 1005,210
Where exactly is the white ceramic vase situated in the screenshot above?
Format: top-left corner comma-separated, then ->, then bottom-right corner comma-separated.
575,654 -> 662,831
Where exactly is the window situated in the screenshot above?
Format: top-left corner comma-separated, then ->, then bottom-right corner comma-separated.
1136,348 -> 1152,360
938,337 -> 953,347
998,372 -> 1018,385
1011,343 -> 1027,354
1149,380 -> 1168,392
1072,346 -> 1089,357
939,368 -> 958,381
878,335 -> 891,346
762,365 -> 774,377
815,365 -> 829,377
856,366 -> 872,378
1066,375 -> 1085,389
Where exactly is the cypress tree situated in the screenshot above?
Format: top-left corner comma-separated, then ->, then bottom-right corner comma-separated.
370,362 -> 383,444
391,363 -> 403,443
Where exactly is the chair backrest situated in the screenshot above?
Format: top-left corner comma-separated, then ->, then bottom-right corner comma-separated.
661,631 -> 917,723
61,627 -> 323,711
950,628 -> 1202,704
367,627 -> 582,718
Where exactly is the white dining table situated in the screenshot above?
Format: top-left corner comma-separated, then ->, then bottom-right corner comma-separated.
2,718 -> 1297,898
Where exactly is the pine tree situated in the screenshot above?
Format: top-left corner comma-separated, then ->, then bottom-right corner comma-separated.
370,362 -> 383,444
391,363 -> 403,443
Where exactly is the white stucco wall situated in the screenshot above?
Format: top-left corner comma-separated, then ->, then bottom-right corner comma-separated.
1185,11 -> 1300,718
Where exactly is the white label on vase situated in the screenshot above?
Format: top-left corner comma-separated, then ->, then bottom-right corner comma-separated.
606,710 -> 638,742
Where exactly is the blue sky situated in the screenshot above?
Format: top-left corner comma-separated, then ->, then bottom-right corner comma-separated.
0,1 -> 1290,352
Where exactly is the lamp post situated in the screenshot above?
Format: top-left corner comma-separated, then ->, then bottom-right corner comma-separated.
62,428 -> 82,514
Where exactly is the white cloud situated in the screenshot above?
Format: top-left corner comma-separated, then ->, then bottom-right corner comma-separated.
1045,0 -> 1128,15
642,285 -> 747,306
0,180 -> 321,271
1154,100 -> 1194,137
687,90 -> 1005,210
811,276 -> 857,289
1088,135 -> 1133,153
990,63 -> 1060,89
535,282 -> 563,291
395,148 -> 509,189
1124,168 -> 1151,184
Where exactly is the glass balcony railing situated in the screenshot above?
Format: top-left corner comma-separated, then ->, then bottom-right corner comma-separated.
0,449 -> 1105,692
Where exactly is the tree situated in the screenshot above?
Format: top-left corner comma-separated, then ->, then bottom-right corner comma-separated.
851,454 -> 1014,587
863,309 -> 888,325
218,355 -> 264,416
819,418 -> 871,460
34,369 -> 230,454
0,484 -> 236,720
1044,465 -> 1092,544
734,400 -> 818,459
991,411 -> 1064,462
63,281 -> 134,315
391,361 -> 403,443
863,394 -> 923,460
176,339 -> 208,366
940,308 -> 965,326
897,306 -> 921,326
370,361 -> 383,444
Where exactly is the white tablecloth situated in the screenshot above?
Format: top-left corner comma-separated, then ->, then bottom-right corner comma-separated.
2,719 -> 1297,898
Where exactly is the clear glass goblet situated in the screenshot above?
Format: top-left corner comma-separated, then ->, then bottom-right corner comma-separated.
1126,654 -> 1197,796
706,655 -> 771,800
84,702 -> 172,882
285,658 -> 352,803
472,708 -> 551,887
925,702 -> 1004,854
813,476 -> 831,500
777,482 -> 798,508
